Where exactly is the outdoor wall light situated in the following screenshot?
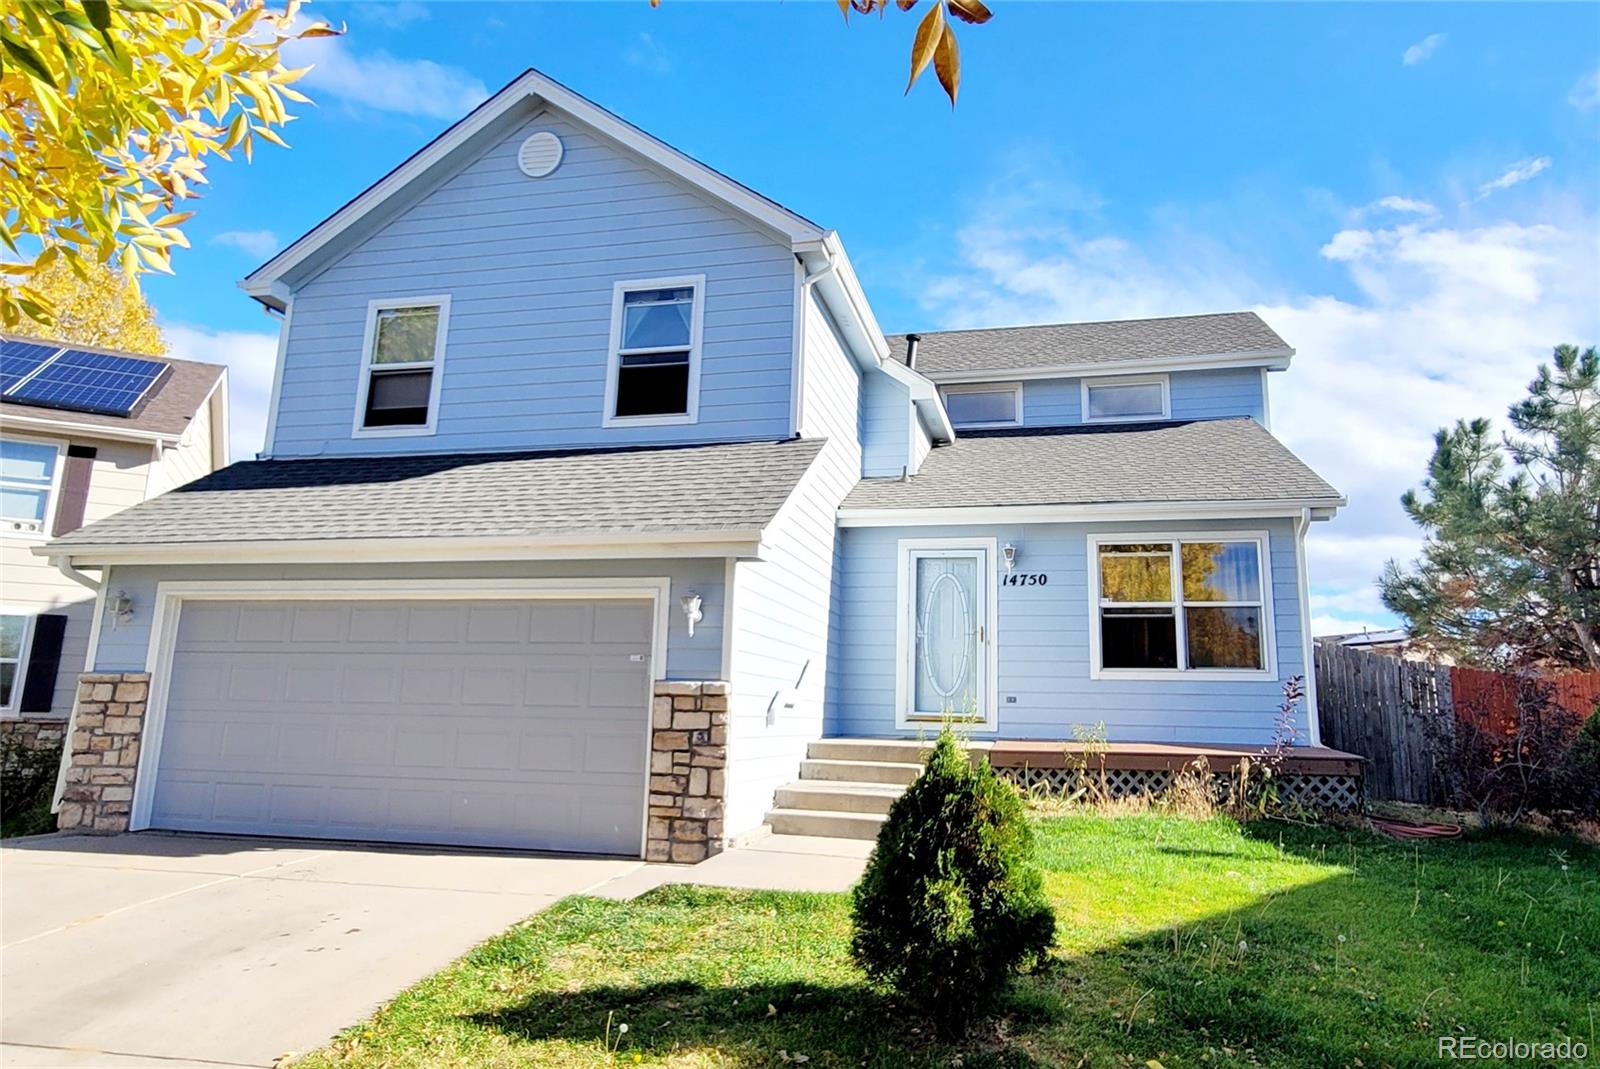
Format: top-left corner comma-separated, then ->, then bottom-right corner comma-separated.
680,592 -> 703,638
109,590 -> 135,627
1002,543 -> 1017,574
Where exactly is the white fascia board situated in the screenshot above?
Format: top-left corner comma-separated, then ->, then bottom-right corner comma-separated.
923,349 -> 1295,385
837,497 -> 1347,527
242,69 -> 826,306
0,410 -> 181,448
37,530 -> 769,567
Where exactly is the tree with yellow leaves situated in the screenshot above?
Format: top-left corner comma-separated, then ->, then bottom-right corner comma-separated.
0,0 -> 337,331
24,259 -> 167,355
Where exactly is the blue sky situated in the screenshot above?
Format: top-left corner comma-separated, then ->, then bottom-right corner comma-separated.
143,1 -> 1600,636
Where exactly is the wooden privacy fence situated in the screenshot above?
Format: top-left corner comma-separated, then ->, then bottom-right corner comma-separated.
1314,643 -> 1451,803
1314,643 -> 1600,804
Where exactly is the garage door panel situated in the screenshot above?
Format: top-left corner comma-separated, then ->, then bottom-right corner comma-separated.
150,598 -> 653,854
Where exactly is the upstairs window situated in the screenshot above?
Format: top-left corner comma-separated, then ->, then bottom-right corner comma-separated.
606,276 -> 703,425
1092,536 -> 1272,677
0,438 -> 61,537
355,297 -> 449,436
941,383 -> 1021,428
1083,375 -> 1169,422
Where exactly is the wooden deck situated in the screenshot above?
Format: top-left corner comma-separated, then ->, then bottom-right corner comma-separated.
983,740 -> 1364,777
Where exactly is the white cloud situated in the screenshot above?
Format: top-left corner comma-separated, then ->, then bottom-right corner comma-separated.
1366,195 -> 1437,217
211,229 -> 280,259
285,38 -> 489,121
908,173 -> 1599,633
1474,156 -> 1552,201
1570,68 -> 1600,111
1403,33 -> 1446,66
163,322 -> 279,461
359,1 -> 431,29
624,32 -> 672,75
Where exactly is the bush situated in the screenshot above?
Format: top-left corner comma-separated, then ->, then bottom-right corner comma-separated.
1563,707 -> 1600,818
849,728 -> 1056,1038
1,734 -> 62,838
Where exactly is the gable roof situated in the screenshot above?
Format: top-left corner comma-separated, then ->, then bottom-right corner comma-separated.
887,312 -> 1293,379
241,67 -> 827,309
0,334 -> 226,445
840,418 -> 1342,518
42,438 -> 824,562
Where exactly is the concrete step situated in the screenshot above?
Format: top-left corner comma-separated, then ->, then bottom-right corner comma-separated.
799,758 -> 923,786
807,738 -> 938,764
774,780 -> 905,815
765,807 -> 887,841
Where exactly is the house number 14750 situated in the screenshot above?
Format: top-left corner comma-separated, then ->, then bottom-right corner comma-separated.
1002,573 -> 1048,586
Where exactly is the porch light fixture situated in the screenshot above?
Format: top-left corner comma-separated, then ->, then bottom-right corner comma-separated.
680,592 -> 703,638
1002,543 -> 1017,574
109,590 -> 134,627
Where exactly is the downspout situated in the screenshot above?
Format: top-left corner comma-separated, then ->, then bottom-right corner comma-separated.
792,260 -> 837,438
56,556 -> 100,593
1294,509 -> 1323,747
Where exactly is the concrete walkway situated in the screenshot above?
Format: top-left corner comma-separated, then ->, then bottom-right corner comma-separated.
1,830 -> 869,1068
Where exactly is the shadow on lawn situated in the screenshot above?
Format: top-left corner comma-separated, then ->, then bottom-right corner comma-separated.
470,977 -> 1058,1068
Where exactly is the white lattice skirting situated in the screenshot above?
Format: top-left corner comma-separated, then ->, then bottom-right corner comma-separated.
997,766 -> 1362,812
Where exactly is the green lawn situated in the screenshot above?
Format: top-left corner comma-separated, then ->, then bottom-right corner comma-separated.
299,815 -> 1599,1069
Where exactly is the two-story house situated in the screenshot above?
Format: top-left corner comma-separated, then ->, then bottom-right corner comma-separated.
1,338 -> 227,757
40,70 -> 1351,860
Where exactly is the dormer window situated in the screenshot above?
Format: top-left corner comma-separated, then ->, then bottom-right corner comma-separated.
354,297 -> 449,437
941,383 -> 1022,429
1082,375 -> 1169,423
605,276 -> 704,426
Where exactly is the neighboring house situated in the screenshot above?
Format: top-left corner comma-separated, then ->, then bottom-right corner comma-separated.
1316,628 -> 1451,664
39,69 -> 1347,859
0,337 -> 227,753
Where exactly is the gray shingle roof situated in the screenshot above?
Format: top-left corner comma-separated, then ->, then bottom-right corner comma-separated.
842,419 -> 1341,512
0,335 -> 225,438
49,438 -> 824,550
887,312 -> 1291,375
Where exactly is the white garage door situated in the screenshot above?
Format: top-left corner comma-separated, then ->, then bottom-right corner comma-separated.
146,598 -> 654,854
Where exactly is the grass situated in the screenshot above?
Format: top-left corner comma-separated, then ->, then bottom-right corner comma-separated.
298,814 -> 1600,1069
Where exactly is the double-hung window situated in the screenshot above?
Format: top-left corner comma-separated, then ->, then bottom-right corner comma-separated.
1082,375 -> 1169,422
941,384 -> 1021,429
0,613 -> 31,711
354,297 -> 449,435
1092,535 -> 1272,677
605,276 -> 703,425
0,437 -> 62,537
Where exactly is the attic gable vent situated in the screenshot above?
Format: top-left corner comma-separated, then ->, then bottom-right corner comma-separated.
517,131 -> 564,178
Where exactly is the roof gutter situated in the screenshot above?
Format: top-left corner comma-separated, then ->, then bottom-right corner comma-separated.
924,348 -> 1296,385
0,410 -> 184,448
837,496 -> 1347,527
38,529 -> 774,567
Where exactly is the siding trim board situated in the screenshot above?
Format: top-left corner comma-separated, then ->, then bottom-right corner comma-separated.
840,500 -> 1344,527
129,576 -> 673,837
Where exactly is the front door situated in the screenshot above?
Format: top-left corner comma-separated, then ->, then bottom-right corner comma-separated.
904,545 -> 991,722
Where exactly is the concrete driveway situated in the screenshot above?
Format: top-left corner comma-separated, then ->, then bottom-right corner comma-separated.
1,832 -> 641,1068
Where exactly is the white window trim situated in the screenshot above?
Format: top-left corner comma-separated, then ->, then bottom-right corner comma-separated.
1087,530 -> 1277,682
351,295 -> 451,439
939,382 -> 1022,429
0,434 -> 67,542
1081,373 -> 1171,424
602,274 -> 706,429
895,537 -> 999,731
128,576 -> 672,853
0,608 -> 36,717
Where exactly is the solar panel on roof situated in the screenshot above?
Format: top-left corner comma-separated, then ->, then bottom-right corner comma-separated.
6,348 -> 169,417
0,339 -> 62,393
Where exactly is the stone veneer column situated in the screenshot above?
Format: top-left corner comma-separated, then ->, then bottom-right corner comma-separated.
56,672 -> 150,833
646,680 -> 729,863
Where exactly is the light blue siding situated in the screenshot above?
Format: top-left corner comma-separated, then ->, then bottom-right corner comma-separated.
723,288 -> 862,834
860,372 -> 914,477
91,559 -> 727,682
829,517 -> 1310,745
1009,367 -> 1268,429
1170,367 -> 1267,423
270,110 -> 796,457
